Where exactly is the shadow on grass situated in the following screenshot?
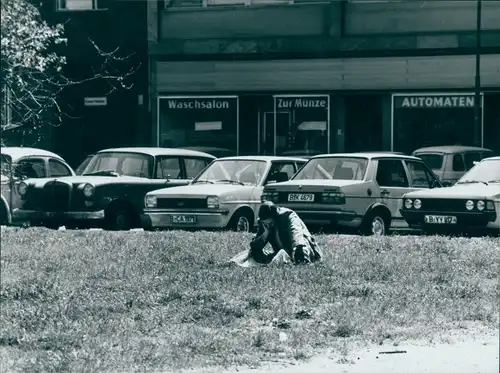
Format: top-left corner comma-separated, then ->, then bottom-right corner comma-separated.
0,229 -> 498,372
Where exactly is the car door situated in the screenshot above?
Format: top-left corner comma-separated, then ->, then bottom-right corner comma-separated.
374,159 -> 410,229
48,158 -> 73,178
10,157 -> 47,213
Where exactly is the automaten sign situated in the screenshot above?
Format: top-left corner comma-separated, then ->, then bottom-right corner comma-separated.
163,98 -> 234,110
394,94 -> 480,109
276,97 -> 328,109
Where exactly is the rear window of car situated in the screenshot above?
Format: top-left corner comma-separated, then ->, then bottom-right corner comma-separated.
414,153 -> 444,170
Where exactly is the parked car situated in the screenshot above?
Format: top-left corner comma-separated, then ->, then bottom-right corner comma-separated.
261,152 -> 442,235
400,156 -> 500,236
412,146 -> 494,186
141,156 -> 307,232
75,154 -> 94,175
12,147 -> 216,230
1,147 -> 75,225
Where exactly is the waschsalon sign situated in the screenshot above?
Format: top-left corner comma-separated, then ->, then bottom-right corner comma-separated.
163,98 -> 235,110
276,97 -> 328,109
394,94 -> 481,109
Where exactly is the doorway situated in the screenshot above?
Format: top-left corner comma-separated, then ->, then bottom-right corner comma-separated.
261,111 -> 291,155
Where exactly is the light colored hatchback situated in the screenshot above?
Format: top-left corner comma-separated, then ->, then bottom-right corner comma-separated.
412,146 -> 494,186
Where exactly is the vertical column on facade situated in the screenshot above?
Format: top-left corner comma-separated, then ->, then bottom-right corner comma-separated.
150,58 -> 158,147
329,96 -> 345,153
381,94 -> 392,151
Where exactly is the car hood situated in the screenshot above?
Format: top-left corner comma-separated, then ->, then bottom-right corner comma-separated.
149,183 -> 255,197
23,175 -> 153,187
267,179 -> 366,190
404,183 -> 500,199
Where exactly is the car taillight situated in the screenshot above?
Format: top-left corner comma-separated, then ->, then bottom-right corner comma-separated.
321,191 -> 345,204
261,191 -> 279,203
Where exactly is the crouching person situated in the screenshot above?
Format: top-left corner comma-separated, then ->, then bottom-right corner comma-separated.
230,201 -> 323,267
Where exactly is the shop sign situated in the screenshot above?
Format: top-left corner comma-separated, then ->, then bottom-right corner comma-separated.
394,94 -> 479,109
276,97 -> 328,109
164,98 -> 233,110
84,97 -> 107,106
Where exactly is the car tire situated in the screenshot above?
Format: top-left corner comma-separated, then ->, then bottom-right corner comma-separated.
106,209 -> 132,231
0,204 -> 8,225
362,210 -> 389,236
228,210 -> 253,233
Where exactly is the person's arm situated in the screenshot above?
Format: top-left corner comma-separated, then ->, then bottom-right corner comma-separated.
250,219 -> 270,251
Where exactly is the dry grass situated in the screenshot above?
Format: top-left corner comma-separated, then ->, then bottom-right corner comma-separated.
0,227 -> 499,373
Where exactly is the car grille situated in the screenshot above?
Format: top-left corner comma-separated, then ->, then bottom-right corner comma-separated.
156,198 -> 207,209
43,181 -> 72,212
277,192 -> 324,203
419,199 -> 466,212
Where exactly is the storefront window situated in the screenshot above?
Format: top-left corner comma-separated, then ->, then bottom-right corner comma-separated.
272,95 -> 329,156
392,93 -> 483,154
344,95 -> 383,152
158,96 -> 238,154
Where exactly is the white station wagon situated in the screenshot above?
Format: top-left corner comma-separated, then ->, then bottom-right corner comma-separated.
141,156 -> 307,232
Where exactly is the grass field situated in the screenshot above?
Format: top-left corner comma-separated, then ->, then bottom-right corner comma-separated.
0,228 -> 499,373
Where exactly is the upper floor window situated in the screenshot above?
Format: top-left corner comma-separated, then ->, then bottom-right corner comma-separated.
57,0 -> 108,11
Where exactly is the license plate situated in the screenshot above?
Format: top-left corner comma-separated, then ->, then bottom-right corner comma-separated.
288,193 -> 315,202
170,215 -> 196,224
424,215 -> 457,224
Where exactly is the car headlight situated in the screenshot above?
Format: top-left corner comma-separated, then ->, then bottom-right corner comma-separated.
476,200 -> 485,211
261,191 -> 279,203
18,182 -> 28,196
465,200 -> 474,211
207,196 -> 219,208
404,199 -> 413,209
145,195 -> 157,208
414,199 -> 422,209
82,183 -> 94,197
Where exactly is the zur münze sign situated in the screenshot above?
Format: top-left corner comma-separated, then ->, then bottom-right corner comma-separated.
276,97 -> 328,109
394,94 -> 481,109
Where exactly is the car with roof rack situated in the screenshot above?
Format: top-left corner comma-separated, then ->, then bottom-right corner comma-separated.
400,156 -> 500,237
261,152 -> 442,235
141,156 -> 307,232
12,147 -> 215,230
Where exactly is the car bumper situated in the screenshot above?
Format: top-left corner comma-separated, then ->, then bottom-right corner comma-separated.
141,209 -> 231,229
400,209 -> 498,233
13,209 -> 105,222
280,206 -> 361,228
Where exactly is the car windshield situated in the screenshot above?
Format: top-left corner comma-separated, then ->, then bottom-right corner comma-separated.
193,159 -> 268,186
75,155 -> 93,175
83,152 -> 154,178
415,153 -> 444,170
292,157 -> 368,180
456,159 -> 500,184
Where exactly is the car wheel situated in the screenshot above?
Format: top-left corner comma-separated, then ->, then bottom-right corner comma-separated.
0,204 -> 8,225
362,211 -> 389,236
106,209 -> 132,231
229,210 -> 253,233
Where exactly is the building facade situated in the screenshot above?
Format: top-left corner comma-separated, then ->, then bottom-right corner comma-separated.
36,0 -> 149,167
147,0 -> 500,156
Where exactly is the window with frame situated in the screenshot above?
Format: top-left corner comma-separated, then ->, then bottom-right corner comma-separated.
265,162 -> 295,183
156,157 -> 182,179
48,159 -> 72,177
463,152 -> 481,171
121,157 -> 150,178
376,160 -> 409,188
15,158 -> 46,179
452,154 -> 466,172
405,161 -> 436,188
184,158 -> 209,179
57,0 -> 108,11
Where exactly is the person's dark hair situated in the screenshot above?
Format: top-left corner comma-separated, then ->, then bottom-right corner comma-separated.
258,201 -> 278,220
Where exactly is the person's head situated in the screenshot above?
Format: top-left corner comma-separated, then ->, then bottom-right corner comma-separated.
258,201 -> 278,224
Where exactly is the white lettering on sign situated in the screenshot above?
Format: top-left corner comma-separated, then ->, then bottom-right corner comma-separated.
166,99 -> 230,110
399,96 -> 476,109
277,98 -> 327,109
